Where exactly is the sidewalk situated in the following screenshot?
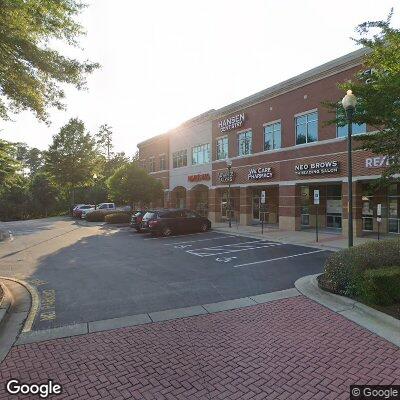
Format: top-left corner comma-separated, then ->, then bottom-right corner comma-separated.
212,222 -> 381,250
1,295 -> 399,399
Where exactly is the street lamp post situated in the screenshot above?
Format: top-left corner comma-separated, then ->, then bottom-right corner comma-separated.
93,173 -> 98,210
341,90 -> 357,247
226,159 -> 232,228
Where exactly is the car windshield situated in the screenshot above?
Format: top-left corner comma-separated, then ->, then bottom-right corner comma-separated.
143,212 -> 157,220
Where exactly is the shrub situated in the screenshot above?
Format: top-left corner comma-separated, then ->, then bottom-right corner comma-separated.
359,266 -> 400,306
86,210 -> 109,222
322,238 -> 400,297
104,212 -> 130,224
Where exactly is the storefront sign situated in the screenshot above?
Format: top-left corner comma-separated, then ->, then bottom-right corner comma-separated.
248,166 -> 273,180
365,156 -> 392,168
218,113 -> 245,132
295,161 -> 339,176
218,171 -> 235,183
188,173 -> 211,182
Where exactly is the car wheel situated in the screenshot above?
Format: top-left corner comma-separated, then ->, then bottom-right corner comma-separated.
200,222 -> 208,232
162,226 -> 172,237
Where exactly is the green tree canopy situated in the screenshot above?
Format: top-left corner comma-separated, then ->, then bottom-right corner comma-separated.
29,172 -> 59,216
0,139 -> 20,187
107,163 -> 163,207
45,118 -> 100,204
0,0 -> 99,121
326,11 -> 400,181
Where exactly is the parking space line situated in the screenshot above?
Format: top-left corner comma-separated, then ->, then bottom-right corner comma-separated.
143,232 -> 223,240
163,235 -> 236,246
187,239 -> 265,251
232,250 -> 327,268
188,243 -> 282,257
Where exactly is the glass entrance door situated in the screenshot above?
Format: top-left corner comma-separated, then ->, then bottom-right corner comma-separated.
252,196 -> 260,220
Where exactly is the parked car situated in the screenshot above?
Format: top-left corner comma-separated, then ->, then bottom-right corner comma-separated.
73,204 -> 95,218
81,203 -> 116,219
130,210 -> 147,232
141,209 -> 211,236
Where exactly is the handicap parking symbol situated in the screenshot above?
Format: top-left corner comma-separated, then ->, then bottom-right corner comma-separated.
215,256 -> 237,263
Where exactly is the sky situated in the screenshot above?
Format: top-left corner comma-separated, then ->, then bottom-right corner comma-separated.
0,0 -> 398,157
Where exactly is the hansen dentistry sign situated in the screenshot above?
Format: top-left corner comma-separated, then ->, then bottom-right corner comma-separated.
218,113 -> 245,132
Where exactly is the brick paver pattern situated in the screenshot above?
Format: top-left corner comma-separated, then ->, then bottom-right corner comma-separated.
0,296 -> 399,399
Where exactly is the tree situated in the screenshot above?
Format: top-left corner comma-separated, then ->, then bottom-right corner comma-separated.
107,163 -> 164,207
29,172 -> 59,217
0,0 -> 99,121
0,139 -> 20,187
0,175 -> 29,220
96,124 -> 114,161
325,10 -> 400,182
45,118 -> 100,206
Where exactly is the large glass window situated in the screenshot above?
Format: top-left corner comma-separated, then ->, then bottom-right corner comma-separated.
238,130 -> 252,156
159,154 -> 166,170
192,143 -> 210,165
337,122 -> 366,138
295,111 -> 318,145
172,150 -> 187,168
264,122 -> 281,151
388,183 -> 400,233
216,137 -> 228,160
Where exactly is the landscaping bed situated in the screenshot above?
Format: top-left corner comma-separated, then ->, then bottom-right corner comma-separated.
318,238 -> 400,320
0,283 -> 3,305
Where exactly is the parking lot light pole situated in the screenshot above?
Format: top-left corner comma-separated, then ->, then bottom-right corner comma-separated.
226,159 -> 232,228
93,173 -> 98,210
341,90 -> 357,247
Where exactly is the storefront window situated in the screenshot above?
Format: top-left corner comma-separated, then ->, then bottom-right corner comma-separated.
172,150 -> 187,168
192,143 -> 210,165
295,111 -> 318,145
216,137 -> 228,160
300,186 -> 310,226
264,122 -> 281,151
238,130 -> 252,156
388,183 -> 399,233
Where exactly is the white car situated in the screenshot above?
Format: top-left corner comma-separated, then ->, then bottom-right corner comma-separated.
81,203 -> 116,219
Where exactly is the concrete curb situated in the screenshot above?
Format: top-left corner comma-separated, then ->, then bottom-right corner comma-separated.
0,280 -> 12,328
16,288 -> 301,345
0,229 -> 12,242
0,277 -> 40,332
295,274 -> 400,348
213,227 -> 340,251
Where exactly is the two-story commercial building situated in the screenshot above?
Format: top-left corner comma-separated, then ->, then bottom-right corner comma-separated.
138,48 -> 400,238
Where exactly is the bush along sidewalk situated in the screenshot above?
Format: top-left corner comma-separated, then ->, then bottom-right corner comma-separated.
104,212 -> 130,224
319,238 -> 400,319
86,210 -> 131,222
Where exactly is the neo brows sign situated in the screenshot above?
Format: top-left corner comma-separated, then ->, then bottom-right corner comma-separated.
218,113 -> 245,132
295,161 -> 339,176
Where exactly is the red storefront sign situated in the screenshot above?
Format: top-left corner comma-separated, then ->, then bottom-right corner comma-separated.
188,173 -> 211,182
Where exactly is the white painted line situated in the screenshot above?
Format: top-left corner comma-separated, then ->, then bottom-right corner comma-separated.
233,250 -> 327,268
188,243 -> 282,257
189,239 -> 265,251
144,232 -> 220,240
164,235 -> 235,246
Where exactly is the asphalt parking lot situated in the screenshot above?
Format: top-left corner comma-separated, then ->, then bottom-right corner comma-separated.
0,219 -> 331,331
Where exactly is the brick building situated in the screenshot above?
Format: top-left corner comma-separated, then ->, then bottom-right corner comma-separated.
138,48 -> 400,237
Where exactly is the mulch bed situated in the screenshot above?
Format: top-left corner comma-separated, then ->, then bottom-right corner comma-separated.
0,284 -> 3,305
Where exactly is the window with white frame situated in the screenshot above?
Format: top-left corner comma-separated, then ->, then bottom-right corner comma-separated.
238,130 -> 252,156
216,137 -> 228,160
172,150 -> 187,168
148,157 -> 155,172
264,122 -> 281,150
159,154 -> 166,170
295,111 -> 318,145
192,143 -> 210,165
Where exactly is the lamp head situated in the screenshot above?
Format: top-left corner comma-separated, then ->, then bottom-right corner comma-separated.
341,90 -> 357,110
226,158 -> 232,168
93,173 -> 97,180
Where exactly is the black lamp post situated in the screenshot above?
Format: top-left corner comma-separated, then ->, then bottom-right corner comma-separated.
93,173 -> 98,210
226,159 -> 232,228
341,90 -> 357,247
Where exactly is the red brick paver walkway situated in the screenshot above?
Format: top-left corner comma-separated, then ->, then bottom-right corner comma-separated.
1,296 -> 399,399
